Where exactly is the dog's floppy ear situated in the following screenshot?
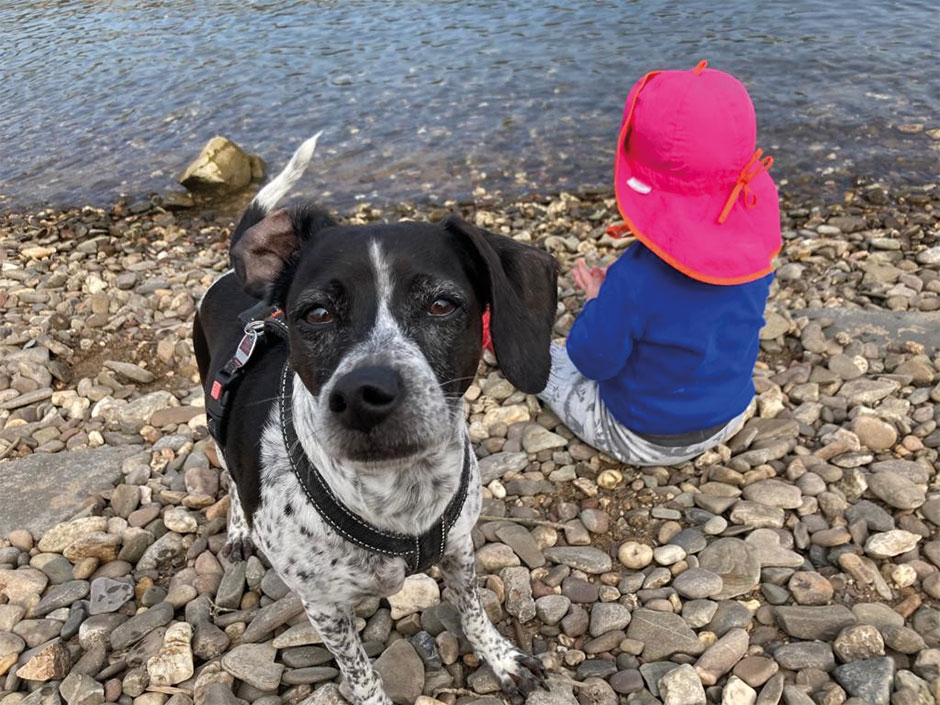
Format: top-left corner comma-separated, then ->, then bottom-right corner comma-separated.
230,209 -> 298,300
444,215 -> 558,393
230,205 -> 337,302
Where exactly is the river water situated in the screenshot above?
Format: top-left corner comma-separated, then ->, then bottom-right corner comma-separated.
2,0 -> 938,209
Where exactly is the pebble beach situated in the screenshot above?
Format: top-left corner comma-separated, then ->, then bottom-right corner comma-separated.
0,181 -> 938,705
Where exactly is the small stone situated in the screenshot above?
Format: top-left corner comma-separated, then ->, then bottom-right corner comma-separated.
542,546 -> 612,573
673,569 -> 723,599
0,631 -> 25,677
59,672 -> 104,705
787,572 -> 833,605
694,627 -> 749,685
535,595 -> 570,625
722,675 -> 757,705
659,664 -> 706,705
16,639 -> 70,681
90,578 -> 134,615
732,656 -> 778,688
388,574 -> 440,620
772,642 -> 835,670
163,508 -> 197,533
851,416 -> 897,451
618,541 -> 653,570
501,566 -> 536,622
38,518 -> 107,553
833,624 -> 885,662
864,529 -> 921,558
522,425 -> 568,453
741,480 -> 802,509
589,603 -> 631,637
110,602 -> 174,650
147,622 -> 194,686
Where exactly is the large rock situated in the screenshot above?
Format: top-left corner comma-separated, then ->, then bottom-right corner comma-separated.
698,538 -> 761,599
0,447 -> 140,537
16,639 -> 71,681
221,643 -> 283,691
179,136 -> 260,193
388,574 -> 440,620
833,657 -> 894,705
627,609 -> 705,661
774,606 -> 856,640
659,664 -> 706,705
373,640 -> 424,704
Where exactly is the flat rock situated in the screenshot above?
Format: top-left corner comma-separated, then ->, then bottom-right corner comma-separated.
90,577 -> 134,615
867,471 -> 925,509
774,605 -> 856,640
741,480 -> 802,509
110,601 -> 174,650
673,568 -> 723,599
698,539 -> 761,598
542,547 -> 612,573
627,609 -> 705,661
772,642 -> 835,670
864,529 -> 921,558
694,627 -> 748,685
0,446 -> 139,537
373,639 -> 424,705
745,529 -> 805,568
221,643 -> 283,691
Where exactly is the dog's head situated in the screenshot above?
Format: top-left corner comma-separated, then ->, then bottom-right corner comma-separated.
231,205 -> 558,467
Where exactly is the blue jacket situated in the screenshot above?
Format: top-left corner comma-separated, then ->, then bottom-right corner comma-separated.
566,243 -> 772,435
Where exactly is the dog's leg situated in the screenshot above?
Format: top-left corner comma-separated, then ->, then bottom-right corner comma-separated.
221,483 -> 254,561
301,603 -> 391,705
441,535 -> 547,696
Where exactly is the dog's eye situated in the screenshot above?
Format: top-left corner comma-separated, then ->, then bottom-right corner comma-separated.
305,306 -> 334,325
428,297 -> 458,317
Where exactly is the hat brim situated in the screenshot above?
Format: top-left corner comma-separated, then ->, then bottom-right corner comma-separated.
614,144 -> 782,285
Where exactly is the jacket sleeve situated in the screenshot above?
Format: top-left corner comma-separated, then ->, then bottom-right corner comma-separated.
565,257 -> 637,382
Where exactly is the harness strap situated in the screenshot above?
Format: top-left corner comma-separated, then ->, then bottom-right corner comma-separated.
205,301 -> 471,574
205,305 -> 287,446
279,365 -> 471,574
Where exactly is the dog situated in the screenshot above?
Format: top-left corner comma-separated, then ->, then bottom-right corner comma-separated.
193,133 -> 558,705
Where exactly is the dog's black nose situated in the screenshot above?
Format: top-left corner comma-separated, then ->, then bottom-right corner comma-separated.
329,366 -> 403,432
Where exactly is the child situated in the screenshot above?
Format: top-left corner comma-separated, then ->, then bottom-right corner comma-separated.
538,60 -> 781,466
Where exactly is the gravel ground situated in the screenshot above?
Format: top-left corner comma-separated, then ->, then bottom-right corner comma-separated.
0,182 -> 938,705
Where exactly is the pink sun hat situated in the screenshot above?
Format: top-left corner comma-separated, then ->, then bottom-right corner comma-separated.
613,60 -> 781,285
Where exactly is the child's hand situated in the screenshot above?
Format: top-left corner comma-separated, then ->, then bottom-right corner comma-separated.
572,259 -> 607,300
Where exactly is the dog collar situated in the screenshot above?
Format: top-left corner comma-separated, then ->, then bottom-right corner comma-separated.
278,364 -> 471,575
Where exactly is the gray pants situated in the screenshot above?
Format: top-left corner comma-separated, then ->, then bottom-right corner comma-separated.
538,344 -> 749,466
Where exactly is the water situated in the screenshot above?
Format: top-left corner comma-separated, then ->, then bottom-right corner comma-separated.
2,0 -> 938,209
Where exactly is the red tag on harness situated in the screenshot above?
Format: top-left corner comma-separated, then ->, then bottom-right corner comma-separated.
210,380 -> 223,400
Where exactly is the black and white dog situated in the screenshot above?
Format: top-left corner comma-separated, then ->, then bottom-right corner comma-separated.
193,134 -> 558,704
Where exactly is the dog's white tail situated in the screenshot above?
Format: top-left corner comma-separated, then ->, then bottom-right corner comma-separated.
253,131 -> 322,212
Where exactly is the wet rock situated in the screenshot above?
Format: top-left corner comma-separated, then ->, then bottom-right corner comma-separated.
179,136 -> 257,194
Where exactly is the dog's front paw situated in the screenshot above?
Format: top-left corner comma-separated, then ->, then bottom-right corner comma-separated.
221,536 -> 255,562
490,647 -> 549,697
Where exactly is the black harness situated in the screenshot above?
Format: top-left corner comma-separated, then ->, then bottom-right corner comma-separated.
205,304 -> 471,574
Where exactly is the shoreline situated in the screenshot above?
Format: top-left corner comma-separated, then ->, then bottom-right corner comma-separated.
0,179 -> 938,704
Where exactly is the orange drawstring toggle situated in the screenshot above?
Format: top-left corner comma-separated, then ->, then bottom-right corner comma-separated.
716,149 -> 774,225
605,223 -> 632,239
693,60 -> 708,75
